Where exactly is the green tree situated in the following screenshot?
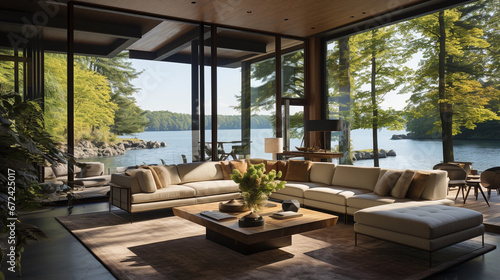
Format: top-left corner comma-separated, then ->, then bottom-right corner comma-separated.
77,53 -> 149,135
402,5 -> 500,161
349,27 -> 408,166
44,54 -> 118,142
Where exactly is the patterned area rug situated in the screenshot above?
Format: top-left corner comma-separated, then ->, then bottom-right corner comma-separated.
56,210 -> 495,280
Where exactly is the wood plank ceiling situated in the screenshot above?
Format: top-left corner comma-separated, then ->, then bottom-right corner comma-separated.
0,0 -> 470,66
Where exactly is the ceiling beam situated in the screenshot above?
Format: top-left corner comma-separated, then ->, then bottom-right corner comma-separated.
154,26 -> 211,61
204,37 -> 267,53
0,10 -> 142,39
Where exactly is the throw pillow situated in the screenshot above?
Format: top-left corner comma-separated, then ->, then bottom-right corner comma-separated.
406,172 -> 430,199
373,170 -> 402,196
220,161 -> 231,180
391,170 -> 416,198
143,166 -> 163,189
150,165 -> 170,188
284,160 -> 312,182
266,160 -> 278,175
247,158 -> 267,166
230,159 -> 247,175
135,169 -> 157,193
277,160 -> 288,180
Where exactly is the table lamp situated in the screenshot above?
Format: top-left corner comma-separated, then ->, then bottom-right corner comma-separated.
265,138 -> 283,160
304,119 -> 343,152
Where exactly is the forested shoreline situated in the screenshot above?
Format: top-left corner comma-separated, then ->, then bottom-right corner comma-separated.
144,111 -> 272,131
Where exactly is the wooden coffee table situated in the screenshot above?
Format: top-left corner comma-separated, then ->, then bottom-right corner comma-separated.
173,202 -> 338,254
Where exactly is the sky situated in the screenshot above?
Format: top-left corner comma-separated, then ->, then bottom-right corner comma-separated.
129,58 -> 412,115
130,59 -> 243,115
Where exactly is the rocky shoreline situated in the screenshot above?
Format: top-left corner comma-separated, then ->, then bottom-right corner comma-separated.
59,139 -> 167,159
352,149 -> 396,161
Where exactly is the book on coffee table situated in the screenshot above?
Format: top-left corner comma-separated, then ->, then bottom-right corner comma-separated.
200,210 -> 236,221
271,211 -> 303,219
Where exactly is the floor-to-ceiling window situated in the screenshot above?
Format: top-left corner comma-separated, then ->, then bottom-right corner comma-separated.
325,0 -> 500,171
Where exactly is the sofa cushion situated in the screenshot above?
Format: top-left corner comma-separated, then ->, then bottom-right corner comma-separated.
277,160 -> 288,179
310,162 -> 335,185
143,166 -> 164,189
391,170 -> 416,198
150,165 -> 181,188
274,182 -> 311,197
331,165 -> 381,191
305,186 -> 370,205
247,158 -> 267,166
51,163 -> 81,177
220,161 -> 231,180
354,203 -> 483,239
406,171 -> 430,199
373,170 -> 402,196
265,160 -> 279,176
182,180 -> 239,196
347,193 -> 411,209
419,170 -> 448,200
111,173 -> 142,194
230,160 -> 248,175
127,169 -> 156,193
285,160 -> 312,182
176,161 -> 223,183
131,185 -> 196,204
82,162 -> 104,177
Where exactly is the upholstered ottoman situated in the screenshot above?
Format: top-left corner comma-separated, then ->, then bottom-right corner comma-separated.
354,202 -> 484,266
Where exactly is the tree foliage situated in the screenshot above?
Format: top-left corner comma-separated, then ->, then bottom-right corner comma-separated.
402,3 -> 500,137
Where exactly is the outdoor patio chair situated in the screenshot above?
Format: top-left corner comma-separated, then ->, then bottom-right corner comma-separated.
433,163 -> 468,201
480,167 -> 500,198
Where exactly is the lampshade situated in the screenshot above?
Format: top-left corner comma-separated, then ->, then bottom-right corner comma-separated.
304,119 -> 343,132
265,138 -> 283,154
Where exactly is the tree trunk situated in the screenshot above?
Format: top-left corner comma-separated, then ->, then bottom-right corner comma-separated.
371,35 -> 379,167
338,37 -> 353,165
438,11 -> 454,163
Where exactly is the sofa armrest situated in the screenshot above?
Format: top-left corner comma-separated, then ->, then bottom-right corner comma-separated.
109,183 -> 131,212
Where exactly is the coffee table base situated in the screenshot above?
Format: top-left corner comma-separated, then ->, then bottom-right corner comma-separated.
206,229 -> 292,255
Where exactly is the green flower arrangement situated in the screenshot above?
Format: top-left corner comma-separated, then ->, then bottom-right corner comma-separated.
230,163 -> 286,212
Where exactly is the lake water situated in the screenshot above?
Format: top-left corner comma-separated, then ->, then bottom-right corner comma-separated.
80,128 -> 499,174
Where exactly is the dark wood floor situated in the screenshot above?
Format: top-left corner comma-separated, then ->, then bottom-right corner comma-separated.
5,188 -> 500,280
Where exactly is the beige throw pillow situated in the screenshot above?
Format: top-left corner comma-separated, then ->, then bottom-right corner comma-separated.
220,161 -> 231,180
150,165 -> 170,188
230,160 -> 247,175
135,169 -> 157,193
391,170 -> 416,198
373,171 -> 402,196
406,172 -> 430,199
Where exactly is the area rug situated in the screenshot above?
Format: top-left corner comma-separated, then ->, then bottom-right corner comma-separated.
56,210 -> 495,280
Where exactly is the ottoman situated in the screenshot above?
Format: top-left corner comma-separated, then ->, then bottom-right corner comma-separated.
354,202 -> 484,266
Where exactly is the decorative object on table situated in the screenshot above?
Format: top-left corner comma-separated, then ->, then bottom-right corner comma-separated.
271,211 -> 303,219
264,137 -> 283,160
231,163 -> 286,227
200,211 -> 236,221
282,199 -> 300,212
218,199 -> 247,212
304,119 -> 343,152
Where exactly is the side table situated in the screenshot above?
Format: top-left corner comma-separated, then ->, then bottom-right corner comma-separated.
465,179 -> 490,207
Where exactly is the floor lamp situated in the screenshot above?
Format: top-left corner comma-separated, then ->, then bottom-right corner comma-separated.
265,138 -> 283,160
304,119 -> 343,152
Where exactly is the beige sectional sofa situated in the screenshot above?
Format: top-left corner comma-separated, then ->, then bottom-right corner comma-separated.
109,160 -> 453,216
273,164 -> 453,219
